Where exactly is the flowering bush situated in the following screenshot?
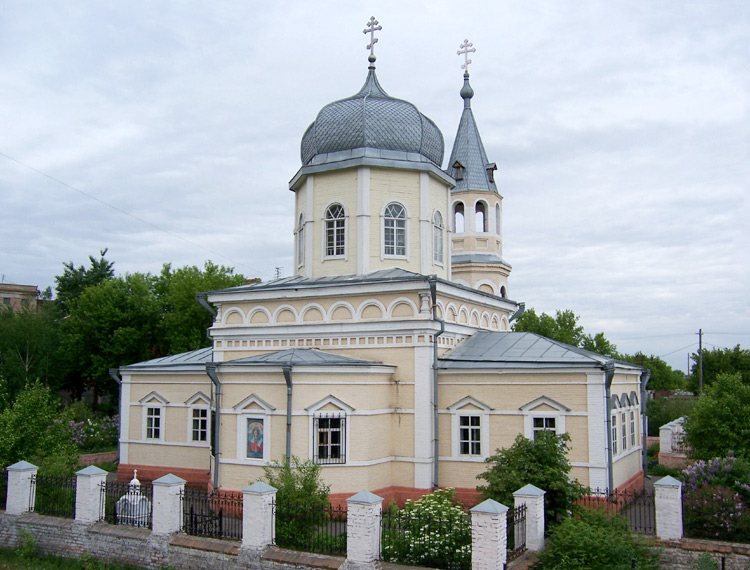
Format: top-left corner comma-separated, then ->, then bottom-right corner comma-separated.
381,488 -> 471,570
67,414 -> 119,452
681,452 -> 750,542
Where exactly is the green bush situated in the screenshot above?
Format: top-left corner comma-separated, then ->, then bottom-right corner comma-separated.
538,508 -> 660,570
646,396 -> 694,437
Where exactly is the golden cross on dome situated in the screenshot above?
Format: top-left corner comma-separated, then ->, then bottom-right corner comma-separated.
458,39 -> 476,72
363,16 -> 382,64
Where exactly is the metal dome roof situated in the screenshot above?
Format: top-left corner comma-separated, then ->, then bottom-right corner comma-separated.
301,68 -> 444,167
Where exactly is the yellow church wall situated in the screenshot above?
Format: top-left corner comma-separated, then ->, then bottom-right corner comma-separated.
439,460 -> 486,489
126,442 -> 210,471
310,169 -> 358,276
613,449 -> 642,488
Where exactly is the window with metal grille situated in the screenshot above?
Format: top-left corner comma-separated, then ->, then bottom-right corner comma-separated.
383,203 -> 406,256
532,417 -> 555,441
314,415 -> 346,464
146,407 -> 161,439
325,204 -> 346,257
192,408 -> 208,442
459,415 -> 481,456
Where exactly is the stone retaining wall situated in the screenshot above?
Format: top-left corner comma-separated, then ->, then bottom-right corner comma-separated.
656,538 -> 750,570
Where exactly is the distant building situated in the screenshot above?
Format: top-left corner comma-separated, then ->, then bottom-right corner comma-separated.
0,283 -> 40,311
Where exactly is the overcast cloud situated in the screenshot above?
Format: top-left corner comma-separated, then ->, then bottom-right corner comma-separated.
1,0 -> 747,372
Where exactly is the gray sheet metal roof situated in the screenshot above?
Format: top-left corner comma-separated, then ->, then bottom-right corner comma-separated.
446,73 -> 498,194
301,68 -> 444,167
221,348 -> 382,367
451,253 -> 512,267
439,331 -> 642,370
121,347 -> 213,370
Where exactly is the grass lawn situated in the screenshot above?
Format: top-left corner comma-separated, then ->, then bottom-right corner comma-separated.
0,547 -> 145,570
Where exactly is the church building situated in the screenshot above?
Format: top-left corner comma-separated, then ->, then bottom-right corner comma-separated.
117,25 -> 646,504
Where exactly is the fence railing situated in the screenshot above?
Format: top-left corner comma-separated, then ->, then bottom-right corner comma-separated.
577,488 -> 655,535
30,474 -> 76,519
181,488 -> 243,541
507,503 -> 527,562
0,468 -> 6,509
380,507 -> 471,570
100,480 -> 153,528
274,499 -> 347,555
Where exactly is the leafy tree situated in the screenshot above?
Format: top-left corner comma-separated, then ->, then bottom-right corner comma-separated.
684,372 -> 750,460
645,396 -> 694,437
538,507 -> 659,570
153,261 -> 245,355
513,308 -> 585,347
620,352 -> 685,391
477,431 -> 584,526
0,306 -> 60,403
0,381 -> 78,475
54,249 -> 115,315
581,332 -> 619,358
689,345 -> 750,393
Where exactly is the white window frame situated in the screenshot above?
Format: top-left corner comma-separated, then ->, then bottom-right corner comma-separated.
630,410 -> 636,448
297,213 -> 305,267
139,391 -> 168,443
520,396 -> 569,440
233,393 -> 275,464
382,202 -> 408,258
306,395 -> 353,466
432,210 -> 444,265
532,416 -> 557,441
621,411 -> 628,452
185,392 -> 211,446
612,414 -> 618,456
323,203 -> 347,259
448,396 -> 491,461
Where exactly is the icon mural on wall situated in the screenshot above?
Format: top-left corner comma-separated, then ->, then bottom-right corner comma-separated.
247,418 -> 264,459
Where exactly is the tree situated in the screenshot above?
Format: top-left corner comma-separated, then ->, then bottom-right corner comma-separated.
620,352 -> 685,391
153,261 -> 245,355
684,372 -> 750,460
54,249 -> 115,315
689,345 -> 750,393
477,431 -> 584,526
513,308 -> 585,347
0,381 -> 78,475
581,331 -> 619,358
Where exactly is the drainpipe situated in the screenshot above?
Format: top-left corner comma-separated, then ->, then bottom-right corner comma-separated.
509,302 -> 525,323
640,369 -> 652,477
108,368 -> 122,462
282,364 -> 293,464
428,276 -> 445,489
206,363 -> 221,489
603,360 -> 616,495
196,292 -> 216,341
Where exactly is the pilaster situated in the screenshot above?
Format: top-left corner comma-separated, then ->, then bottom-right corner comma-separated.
151,473 -> 186,535
5,460 -> 37,514
470,499 -> 508,570
241,482 -> 277,552
75,466 -> 108,523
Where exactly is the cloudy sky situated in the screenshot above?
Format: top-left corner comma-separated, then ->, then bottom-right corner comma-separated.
1,1 -> 747,371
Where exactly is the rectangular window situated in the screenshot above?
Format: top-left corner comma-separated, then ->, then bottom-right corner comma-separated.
459,415 -> 481,456
612,415 -> 618,455
192,408 -> 208,442
433,225 -> 443,264
630,411 -> 636,447
532,417 -> 556,440
314,415 -> 345,464
622,412 -> 627,451
326,220 -> 345,256
384,220 -> 406,255
2,298 -> 10,305
146,407 -> 161,440
246,418 -> 264,459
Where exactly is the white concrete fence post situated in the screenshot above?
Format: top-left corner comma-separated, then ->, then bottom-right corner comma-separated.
242,482 -> 277,552
513,484 -> 546,552
654,475 -> 683,540
5,461 -> 37,514
346,490 -> 383,568
75,465 -> 108,524
151,473 -> 186,535
470,499 -> 508,570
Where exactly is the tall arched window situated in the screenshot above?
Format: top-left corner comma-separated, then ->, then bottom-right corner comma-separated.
475,201 -> 487,232
453,202 -> 465,233
297,214 -> 305,266
495,204 -> 501,235
433,211 -> 444,264
383,202 -> 407,257
324,204 -> 346,257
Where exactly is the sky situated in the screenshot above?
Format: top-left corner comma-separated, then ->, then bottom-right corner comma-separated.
1,1 -> 748,372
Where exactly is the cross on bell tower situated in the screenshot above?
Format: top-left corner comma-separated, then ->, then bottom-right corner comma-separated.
363,16 -> 382,67
457,39 -> 476,73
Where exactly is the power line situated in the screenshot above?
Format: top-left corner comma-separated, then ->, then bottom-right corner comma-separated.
1,151 -> 271,279
657,343 -> 697,359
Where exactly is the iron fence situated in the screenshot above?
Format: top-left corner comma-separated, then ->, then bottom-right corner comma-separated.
507,503 -> 527,562
380,506 -> 471,570
181,488 -> 243,541
100,480 -> 153,528
0,468 -> 6,509
274,499 -> 347,555
30,474 -> 76,518
577,488 -> 655,535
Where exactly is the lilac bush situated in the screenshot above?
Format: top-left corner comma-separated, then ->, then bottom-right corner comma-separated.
68,414 -> 119,452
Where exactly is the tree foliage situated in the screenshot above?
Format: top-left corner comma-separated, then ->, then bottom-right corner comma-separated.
620,352 -> 685,391
689,345 -> 750,393
54,249 -> 115,315
684,372 -> 750,460
477,431 -> 584,526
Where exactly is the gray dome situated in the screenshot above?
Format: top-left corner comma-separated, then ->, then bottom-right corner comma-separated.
301,69 -> 444,167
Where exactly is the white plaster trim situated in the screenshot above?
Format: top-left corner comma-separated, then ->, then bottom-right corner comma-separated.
236,412 -> 271,464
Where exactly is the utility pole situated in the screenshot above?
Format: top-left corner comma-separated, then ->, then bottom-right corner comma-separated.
698,328 -> 704,395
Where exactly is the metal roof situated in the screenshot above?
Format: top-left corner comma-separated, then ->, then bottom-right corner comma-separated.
446,73 -> 498,194
222,348 -> 382,367
451,253 -> 512,267
121,347 -> 213,370
439,331 -> 642,370
301,68 -> 444,167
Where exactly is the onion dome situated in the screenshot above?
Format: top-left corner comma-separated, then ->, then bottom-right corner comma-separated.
301,68 -> 444,167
